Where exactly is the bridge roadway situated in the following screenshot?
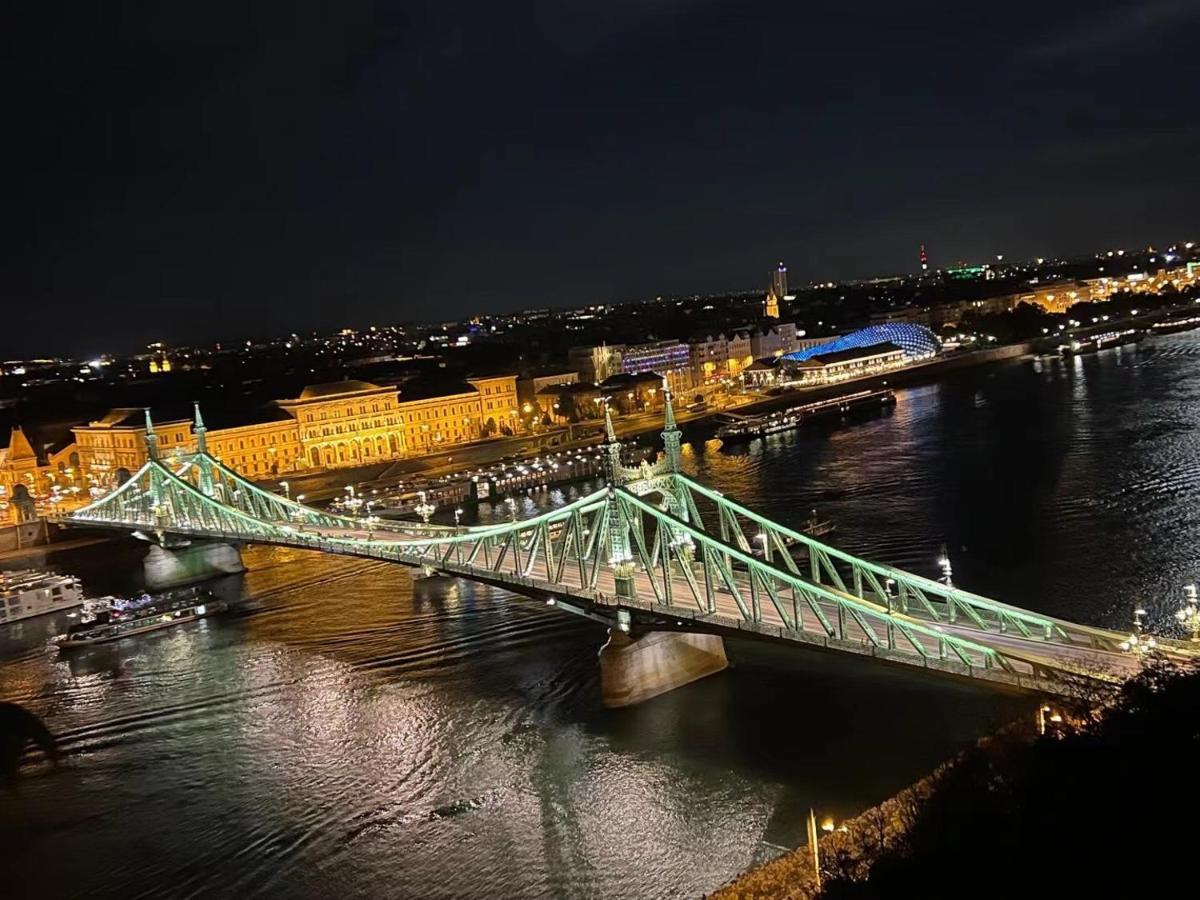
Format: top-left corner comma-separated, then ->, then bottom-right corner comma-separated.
293,517 -> 1143,695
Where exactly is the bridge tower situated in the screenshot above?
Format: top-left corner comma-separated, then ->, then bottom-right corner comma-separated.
660,379 -> 682,474
192,402 -> 215,497
143,407 -> 160,462
601,401 -> 624,486
142,408 -> 166,525
600,401 -> 636,599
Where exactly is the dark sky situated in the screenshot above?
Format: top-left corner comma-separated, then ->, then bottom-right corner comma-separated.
4,1 -> 1199,357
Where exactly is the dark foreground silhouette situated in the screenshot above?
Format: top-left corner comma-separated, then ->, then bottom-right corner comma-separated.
0,702 -> 59,788
819,663 -> 1200,899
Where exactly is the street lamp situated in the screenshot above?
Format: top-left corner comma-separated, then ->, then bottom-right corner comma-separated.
754,532 -> 768,560
279,480 -> 290,499
454,507 -> 464,531
937,546 -> 953,586
1175,584 -> 1200,642
1119,606 -> 1157,656
415,490 -> 436,524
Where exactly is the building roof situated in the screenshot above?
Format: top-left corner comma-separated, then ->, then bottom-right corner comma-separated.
793,342 -> 904,368
296,379 -> 387,400
746,357 -> 781,372
3,427 -> 36,460
398,380 -> 478,402
600,371 -> 666,390
86,408 -> 189,429
202,403 -> 296,430
783,323 -> 939,362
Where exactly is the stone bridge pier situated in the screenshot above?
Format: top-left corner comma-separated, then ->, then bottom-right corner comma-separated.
598,622 -> 729,707
143,540 -> 246,590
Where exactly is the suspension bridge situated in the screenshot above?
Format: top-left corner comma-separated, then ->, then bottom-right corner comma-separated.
53,397 -> 1189,704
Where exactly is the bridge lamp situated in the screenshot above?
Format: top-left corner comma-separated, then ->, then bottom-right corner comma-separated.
1175,585 -> 1200,642
1120,607 -> 1157,656
279,480 -> 289,498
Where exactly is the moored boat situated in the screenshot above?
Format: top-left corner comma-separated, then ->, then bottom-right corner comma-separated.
716,389 -> 896,441
1061,328 -> 1143,356
0,570 -> 85,626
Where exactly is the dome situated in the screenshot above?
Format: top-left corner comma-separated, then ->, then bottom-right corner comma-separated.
783,323 -> 940,362
297,379 -> 384,400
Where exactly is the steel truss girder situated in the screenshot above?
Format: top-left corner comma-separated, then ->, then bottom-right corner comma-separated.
671,473 -> 1129,652
611,488 -> 1012,674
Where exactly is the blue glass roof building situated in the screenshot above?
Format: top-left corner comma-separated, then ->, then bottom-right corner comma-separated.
782,323 -> 940,363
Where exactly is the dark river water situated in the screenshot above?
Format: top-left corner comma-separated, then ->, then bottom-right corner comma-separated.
3,331 -> 1199,899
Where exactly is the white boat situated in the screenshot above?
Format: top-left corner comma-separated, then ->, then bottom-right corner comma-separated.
0,570 -> 85,625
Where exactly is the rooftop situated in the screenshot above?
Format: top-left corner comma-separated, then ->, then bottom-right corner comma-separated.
399,380 -> 478,402
296,380 -> 388,401
86,408 -> 189,429
794,342 -> 904,367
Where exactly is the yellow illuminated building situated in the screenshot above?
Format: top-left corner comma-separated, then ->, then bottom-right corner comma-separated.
398,384 -> 482,455
65,376 -> 526,487
205,414 -> 304,479
468,374 -> 520,435
73,409 -> 191,479
276,380 -> 405,470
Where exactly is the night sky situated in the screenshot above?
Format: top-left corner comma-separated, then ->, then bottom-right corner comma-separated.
5,1 -> 1198,357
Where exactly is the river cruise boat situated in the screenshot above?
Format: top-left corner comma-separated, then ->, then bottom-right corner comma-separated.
1061,329 -> 1143,356
1150,314 -> 1200,336
0,570 -> 85,626
56,586 -> 225,649
715,389 -> 896,442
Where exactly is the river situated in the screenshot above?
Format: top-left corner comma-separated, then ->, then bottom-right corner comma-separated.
3,330 -> 1199,898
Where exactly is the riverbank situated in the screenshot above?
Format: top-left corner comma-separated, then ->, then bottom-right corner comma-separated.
273,342 -> 1037,504
709,714 -> 1039,900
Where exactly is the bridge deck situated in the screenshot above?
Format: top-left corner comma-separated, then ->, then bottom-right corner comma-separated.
300,522 -> 1142,694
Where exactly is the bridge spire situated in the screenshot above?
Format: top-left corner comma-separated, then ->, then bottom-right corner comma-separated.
660,378 -> 681,473
192,402 -> 208,456
143,408 -> 160,462
602,400 -> 624,486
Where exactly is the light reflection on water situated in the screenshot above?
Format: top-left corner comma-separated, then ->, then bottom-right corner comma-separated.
2,331 -> 1199,899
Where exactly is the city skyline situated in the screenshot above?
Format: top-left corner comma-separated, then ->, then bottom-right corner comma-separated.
2,232 -> 1192,361
5,1 -> 1199,357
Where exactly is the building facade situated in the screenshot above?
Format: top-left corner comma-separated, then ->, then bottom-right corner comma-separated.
749,322 -> 800,360
689,330 -> 768,384
468,375 -> 520,436
204,413 -> 305,479
73,409 -> 191,479
782,343 -> 906,385
568,344 -> 624,383
397,384 -> 482,455
65,376 -> 526,488
276,380 -> 405,470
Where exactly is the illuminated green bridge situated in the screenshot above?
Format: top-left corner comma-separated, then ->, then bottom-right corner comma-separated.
56,400 -> 1191,703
